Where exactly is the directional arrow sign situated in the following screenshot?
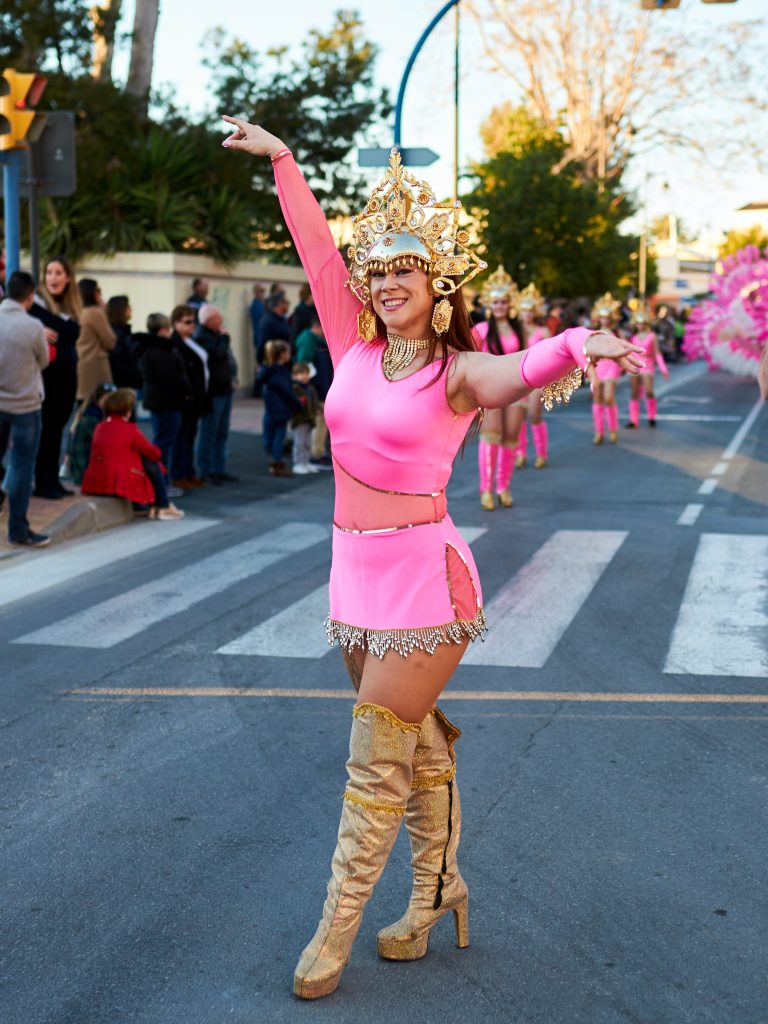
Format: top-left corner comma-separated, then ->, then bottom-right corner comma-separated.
358,146 -> 439,168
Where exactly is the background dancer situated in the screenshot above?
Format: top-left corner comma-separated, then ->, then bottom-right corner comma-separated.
471,266 -> 523,509
517,282 -> 551,469
627,308 -> 669,428
590,293 -> 622,444
222,117 -> 643,1002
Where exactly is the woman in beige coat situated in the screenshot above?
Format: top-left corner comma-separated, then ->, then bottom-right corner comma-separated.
76,279 -> 116,402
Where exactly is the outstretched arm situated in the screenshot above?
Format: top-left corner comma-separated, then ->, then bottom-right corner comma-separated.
449,328 -> 645,412
222,116 -> 359,365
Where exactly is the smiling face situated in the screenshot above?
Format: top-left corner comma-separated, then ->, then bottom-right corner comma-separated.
490,296 -> 510,322
369,266 -> 434,337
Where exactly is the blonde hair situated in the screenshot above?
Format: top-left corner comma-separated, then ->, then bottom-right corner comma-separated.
263,340 -> 290,365
40,256 -> 82,320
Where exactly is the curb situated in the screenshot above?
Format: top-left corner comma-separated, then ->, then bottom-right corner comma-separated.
46,496 -> 134,547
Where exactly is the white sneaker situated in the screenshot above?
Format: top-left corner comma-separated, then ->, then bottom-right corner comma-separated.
293,464 -> 310,475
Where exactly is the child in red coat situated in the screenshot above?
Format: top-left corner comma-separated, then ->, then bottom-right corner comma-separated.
82,388 -> 184,520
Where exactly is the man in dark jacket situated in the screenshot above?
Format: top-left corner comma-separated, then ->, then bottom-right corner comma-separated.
194,304 -> 238,483
256,293 -> 291,363
289,283 -> 315,343
139,311 -> 193,497
169,304 -> 210,487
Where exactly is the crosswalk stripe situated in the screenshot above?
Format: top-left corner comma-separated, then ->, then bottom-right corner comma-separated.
13,523 -> 330,649
0,516 -> 217,610
216,525 -> 488,659
463,530 -> 628,667
664,533 -> 768,678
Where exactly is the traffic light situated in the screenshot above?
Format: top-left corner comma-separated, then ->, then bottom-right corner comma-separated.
0,69 -> 47,151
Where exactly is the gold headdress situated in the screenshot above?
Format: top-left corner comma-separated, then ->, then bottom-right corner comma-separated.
347,149 -> 487,339
591,292 -> 620,324
633,303 -> 650,325
480,265 -> 520,313
518,281 -> 546,317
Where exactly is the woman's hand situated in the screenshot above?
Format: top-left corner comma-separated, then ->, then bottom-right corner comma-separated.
44,328 -> 58,344
586,332 -> 645,375
221,116 -> 286,158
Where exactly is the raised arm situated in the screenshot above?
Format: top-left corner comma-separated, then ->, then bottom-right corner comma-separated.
449,328 -> 645,412
222,116 -> 359,366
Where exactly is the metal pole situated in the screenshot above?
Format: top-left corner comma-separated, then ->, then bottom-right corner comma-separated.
639,229 -> 647,300
27,147 -> 40,284
453,2 -> 460,203
2,152 -> 21,278
394,0 -> 460,147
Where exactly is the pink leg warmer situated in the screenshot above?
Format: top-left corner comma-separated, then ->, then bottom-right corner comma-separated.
478,440 -> 497,492
607,405 -> 619,433
532,421 -> 548,459
592,403 -> 605,435
646,397 -> 657,420
496,446 -> 515,493
517,423 -> 529,458
629,399 -> 640,427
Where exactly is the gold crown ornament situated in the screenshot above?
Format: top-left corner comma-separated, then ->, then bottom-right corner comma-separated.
347,149 -> 487,341
591,292 -> 620,324
633,304 -> 650,326
480,265 -> 520,314
518,281 -> 546,317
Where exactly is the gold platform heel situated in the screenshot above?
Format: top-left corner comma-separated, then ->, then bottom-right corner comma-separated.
377,707 -> 469,961
293,703 -> 419,999
480,490 -> 495,511
496,489 -> 514,508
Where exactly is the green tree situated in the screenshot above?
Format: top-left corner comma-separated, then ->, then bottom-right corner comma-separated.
466,106 -> 638,297
718,225 -> 768,259
0,0 -> 91,73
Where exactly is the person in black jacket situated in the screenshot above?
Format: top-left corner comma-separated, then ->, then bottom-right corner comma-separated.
28,256 -> 81,498
256,340 -> 302,477
194,304 -> 238,483
256,293 -> 291,363
107,295 -> 142,389
170,304 -> 211,487
138,312 -> 193,496
289,282 -> 315,343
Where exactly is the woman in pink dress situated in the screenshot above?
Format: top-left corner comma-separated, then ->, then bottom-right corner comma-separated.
222,116 -> 643,1001
589,293 -> 622,444
471,266 -> 523,509
627,308 -> 669,427
517,283 -> 551,468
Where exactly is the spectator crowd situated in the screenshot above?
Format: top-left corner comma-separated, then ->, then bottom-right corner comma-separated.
0,264 -> 333,548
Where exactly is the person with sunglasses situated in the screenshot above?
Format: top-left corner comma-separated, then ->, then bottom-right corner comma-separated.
171,306 -> 210,488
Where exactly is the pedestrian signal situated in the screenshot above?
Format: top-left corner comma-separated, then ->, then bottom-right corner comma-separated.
0,69 -> 47,151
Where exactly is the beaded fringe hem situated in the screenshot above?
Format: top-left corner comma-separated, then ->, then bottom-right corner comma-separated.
325,609 -> 487,660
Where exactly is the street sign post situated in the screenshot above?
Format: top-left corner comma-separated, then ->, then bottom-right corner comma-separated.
358,146 -> 439,168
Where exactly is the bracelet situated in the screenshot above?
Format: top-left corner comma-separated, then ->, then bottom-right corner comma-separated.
270,148 -> 292,164
583,331 -> 608,372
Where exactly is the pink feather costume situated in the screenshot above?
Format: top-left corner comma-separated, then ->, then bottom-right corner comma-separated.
274,154 -> 485,657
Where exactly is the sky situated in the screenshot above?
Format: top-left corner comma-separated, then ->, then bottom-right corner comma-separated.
111,0 -> 768,242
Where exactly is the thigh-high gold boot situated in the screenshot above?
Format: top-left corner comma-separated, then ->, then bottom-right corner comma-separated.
377,706 -> 469,961
293,702 -> 420,999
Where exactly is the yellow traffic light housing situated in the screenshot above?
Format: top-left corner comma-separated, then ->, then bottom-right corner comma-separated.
0,69 -> 48,150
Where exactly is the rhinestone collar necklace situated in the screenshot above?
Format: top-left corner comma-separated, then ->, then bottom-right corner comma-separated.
383,332 -> 432,380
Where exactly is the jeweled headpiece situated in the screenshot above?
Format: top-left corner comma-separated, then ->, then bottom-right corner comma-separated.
518,281 -> 546,317
591,292 -> 620,323
480,265 -> 520,312
347,149 -> 487,339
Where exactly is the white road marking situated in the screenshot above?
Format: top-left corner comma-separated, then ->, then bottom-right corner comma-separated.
217,525 -> 488,659
463,530 -> 628,668
677,503 -> 703,527
0,516 -> 217,610
721,396 -> 766,460
698,478 -> 718,496
665,533 -> 768,678
711,462 -> 728,476
13,523 -> 330,649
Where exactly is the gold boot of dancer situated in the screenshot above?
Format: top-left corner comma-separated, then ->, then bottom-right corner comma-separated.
592,433 -> 604,446
480,490 -> 495,511
515,452 -> 527,469
497,489 -> 514,508
534,456 -> 547,469
293,703 -> 419,999
377,707 -> 469,961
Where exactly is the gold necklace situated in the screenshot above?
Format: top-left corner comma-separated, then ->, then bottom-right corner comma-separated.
383,332 -> 432,380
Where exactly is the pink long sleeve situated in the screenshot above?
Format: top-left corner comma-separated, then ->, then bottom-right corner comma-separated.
519,327 -> 591,388
656,350 -> 668,376
273,155 -> 360,367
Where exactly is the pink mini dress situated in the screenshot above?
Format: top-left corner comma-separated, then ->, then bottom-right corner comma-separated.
274,155 -> 486,658
471,319 -> 521,355
632,331 -> 657,375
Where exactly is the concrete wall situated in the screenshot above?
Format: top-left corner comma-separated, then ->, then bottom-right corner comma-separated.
76,252 -> 308,389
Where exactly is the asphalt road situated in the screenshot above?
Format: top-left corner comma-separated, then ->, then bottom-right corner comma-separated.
2,365 -> 767,1024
